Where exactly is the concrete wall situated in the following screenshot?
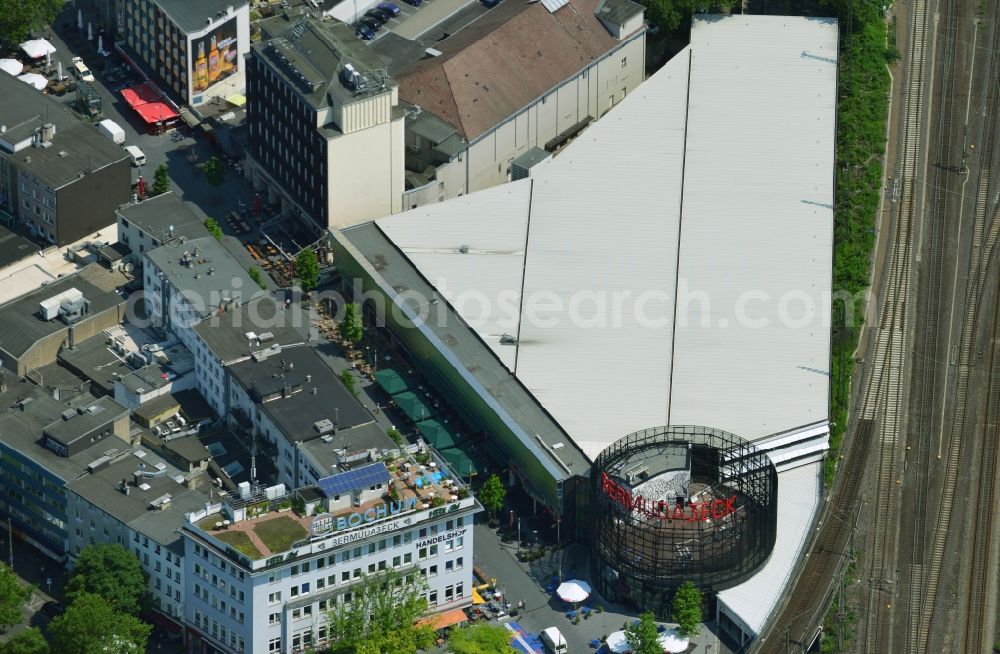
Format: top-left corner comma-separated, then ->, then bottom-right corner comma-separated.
56,159 -> 132,246
19,301 -> 126,377
327,113 -> 404,228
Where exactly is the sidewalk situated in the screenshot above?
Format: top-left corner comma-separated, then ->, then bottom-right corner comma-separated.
392,0 -> 476,39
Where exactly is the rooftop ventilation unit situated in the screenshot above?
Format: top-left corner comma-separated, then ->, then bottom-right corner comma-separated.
314,418 -> 335,434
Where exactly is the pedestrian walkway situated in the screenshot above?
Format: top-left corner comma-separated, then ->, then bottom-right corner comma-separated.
506,622 -> 543,654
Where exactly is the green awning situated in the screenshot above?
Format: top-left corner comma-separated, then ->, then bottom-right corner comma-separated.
392,391 -> 433,423
375,369 -> 408,396
417,420 -> 458,450
440,446 -> 480,479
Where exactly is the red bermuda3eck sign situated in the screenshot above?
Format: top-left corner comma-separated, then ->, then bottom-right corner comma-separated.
600,472 -> 737,522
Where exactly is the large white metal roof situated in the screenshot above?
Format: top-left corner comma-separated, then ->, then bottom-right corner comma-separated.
716,461 -> 823,635
373,14 -> 837,460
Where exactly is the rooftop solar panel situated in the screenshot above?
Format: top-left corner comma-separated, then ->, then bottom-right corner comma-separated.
317,462 -> 390,498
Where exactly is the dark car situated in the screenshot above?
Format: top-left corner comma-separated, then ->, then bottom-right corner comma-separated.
365,8 -> 392,23
377,2 -> 401,15
359,17 -> 382,32
356,23 -> 376,39
401,0 -> 422,7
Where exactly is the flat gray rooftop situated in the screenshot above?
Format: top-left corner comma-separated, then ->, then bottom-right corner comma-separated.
229,345 -> 374,442
118,193 -> 211,244
298,422 -> 398,478
193,295 -> 308,363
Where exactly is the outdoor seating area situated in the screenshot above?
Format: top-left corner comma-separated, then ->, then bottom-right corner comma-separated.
191,450 -> 472,559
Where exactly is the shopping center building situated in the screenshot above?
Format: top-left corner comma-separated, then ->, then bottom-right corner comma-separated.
332,14 -> 838,648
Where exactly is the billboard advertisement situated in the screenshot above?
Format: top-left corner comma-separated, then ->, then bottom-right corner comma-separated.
191,16 -> 238,94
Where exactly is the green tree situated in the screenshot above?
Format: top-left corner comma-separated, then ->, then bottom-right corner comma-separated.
65,544 -> 148,616
204,217 -> 223,241
1,627 -> 49,654
151,164 -> 170,196
625,611 -> 661,654
640,0 -> 738,31
478,474 -> 506,522
448,623 -> 517,654
337,302 -> 363,343
0,0 -> 61,46
47,593 -> 150,654
340,369 -> 357,395
386,427 -> 404,448
248,267 -> 267,289
296,248 -> 320,292
325,569 -> 435,654
671,581 -> 702,637
202,156 -> 224,187
0,563 -> 31,631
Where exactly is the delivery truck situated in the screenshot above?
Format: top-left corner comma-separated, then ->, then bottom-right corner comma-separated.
97,119 -> 125,145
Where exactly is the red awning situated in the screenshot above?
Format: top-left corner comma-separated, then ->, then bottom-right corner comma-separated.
417,608 -> 468,631
121,83 -> 160,107
134,101 -> 178,124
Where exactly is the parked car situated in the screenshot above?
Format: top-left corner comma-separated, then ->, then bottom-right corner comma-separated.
378,2 -> 401,15
356,22 -> 376,39
401,0 -> 422,7
359,17 -> 382,32
365,8 -> 392,23
71,56 -> 95,82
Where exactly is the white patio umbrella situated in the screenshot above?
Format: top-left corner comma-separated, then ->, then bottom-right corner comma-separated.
0,59 -> 23,76
605,630 -> 631,654
20,39 -> 56,59
97,34 -> 104,55
77,8 -> 83,30
658,629 -> 690,653
87,22 -> 93,41
57,60 -> 63,80
556,579 -> 591,604
18,73 -> 48,90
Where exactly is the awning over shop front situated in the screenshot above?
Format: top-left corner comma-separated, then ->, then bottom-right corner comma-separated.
134,101 -> 178,124
440,446 -> 480,479
416,608 -> 468,631
121,83 -> 160,106
417,420 -> 458,450
375,368 -> 408,395
393,391 -> 433,423
471,588 -> 487,605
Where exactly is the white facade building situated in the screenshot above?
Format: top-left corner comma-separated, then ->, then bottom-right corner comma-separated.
182,458 -> 479,654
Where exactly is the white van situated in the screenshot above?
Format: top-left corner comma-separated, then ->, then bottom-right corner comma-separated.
123,145 -> 146,167
541,627 -> 568,654
71,56 -> 94,82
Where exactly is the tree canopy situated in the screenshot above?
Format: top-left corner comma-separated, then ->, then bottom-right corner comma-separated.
65,544 -> 148,616
478,474 -> 506,520
0,627 -> 49,654
337,302 -> 363,343
325,568 -> 435,654
447,623 -> 516,654
204,217 -> 223,241
203,156 -> 224,187
0,0 -> 61,46
671,581 -> 702,637
0,563 -> 31,631
151,164 -> 170,196
296,248 -> 320,292
639,0 -> 739,31
625,611 -> 662,654
47,593 -> 150,654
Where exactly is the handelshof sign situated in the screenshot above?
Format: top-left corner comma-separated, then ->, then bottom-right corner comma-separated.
318,497 -> 420,534
415,528 -> 466,549
600,472 -> 737,522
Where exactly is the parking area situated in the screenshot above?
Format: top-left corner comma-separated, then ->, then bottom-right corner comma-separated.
354,0 -> 488,44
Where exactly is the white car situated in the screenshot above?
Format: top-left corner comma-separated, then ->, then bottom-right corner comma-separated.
71,56 -> 94,82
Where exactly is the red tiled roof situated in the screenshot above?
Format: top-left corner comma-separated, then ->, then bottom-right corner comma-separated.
399,0 -> 620,140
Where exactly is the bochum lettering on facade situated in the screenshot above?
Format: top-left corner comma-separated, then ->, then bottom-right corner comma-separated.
335,497 -> 419,531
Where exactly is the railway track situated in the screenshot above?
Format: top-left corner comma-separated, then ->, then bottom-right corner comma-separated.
912,7 -> 1000,649
858,0 -> 933,648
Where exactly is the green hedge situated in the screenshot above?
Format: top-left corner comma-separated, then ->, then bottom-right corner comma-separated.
825,3 -> 894,484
